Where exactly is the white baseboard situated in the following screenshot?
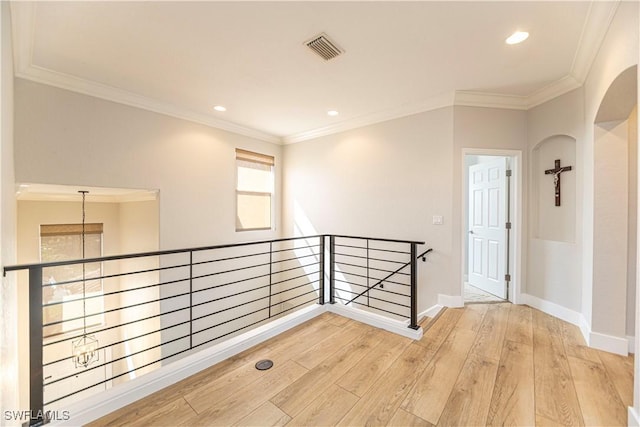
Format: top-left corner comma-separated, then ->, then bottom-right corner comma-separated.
629,406 -> 640,427
628,335 -> 636,354
52,304 -> 325,426
521,293 -> 629,356
418,304 -> 443,320
520,293 -> 583,325
327,304 -> 423,340
589,331 -> 628,356
438,294 -> 464,308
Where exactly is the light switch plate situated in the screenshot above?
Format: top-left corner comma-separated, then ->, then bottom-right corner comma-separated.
433,215 -> 443,225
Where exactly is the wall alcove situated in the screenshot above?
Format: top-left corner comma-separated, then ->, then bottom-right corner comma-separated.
532,135 -> 577,243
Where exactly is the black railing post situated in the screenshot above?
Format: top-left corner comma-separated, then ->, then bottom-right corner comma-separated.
319,236 -> 325,305
29,266 -> 44,426
409,243 -> 418,330
329,235 -> 335,304
268,242 -> 273,317
189,251 -> 193,350
366,239 -> 370,307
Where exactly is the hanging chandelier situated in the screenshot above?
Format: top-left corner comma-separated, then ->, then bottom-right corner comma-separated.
72,190 -> 99,368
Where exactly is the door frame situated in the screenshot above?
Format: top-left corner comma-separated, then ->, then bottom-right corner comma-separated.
461,148 -> 523,304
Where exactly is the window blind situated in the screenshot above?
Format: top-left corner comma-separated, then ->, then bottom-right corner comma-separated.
40,223 -> 104,236
236,149 -> 275,166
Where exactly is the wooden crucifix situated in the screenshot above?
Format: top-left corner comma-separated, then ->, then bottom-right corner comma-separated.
544,159 -> 573,206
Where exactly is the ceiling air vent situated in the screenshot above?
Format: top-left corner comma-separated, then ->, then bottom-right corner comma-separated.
305,33 -> 343,61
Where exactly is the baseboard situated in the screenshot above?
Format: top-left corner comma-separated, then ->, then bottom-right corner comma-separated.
520,293 -> 582,325
418,304 -> 443,320
521,293 -> 629,356
52,304 -> 325,426
589,331 -> 628,356
629,406 -> 640,427
578,314 -> 591,347
628,335 -> 636,354
327,304 -> 423,340
438,294 -> 464,308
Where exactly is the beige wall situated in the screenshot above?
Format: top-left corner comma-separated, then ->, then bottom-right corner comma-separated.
593,120 -> 630,338
636,2 -> 640,412
116,200 -> 161,380
629,106 -> 638,338
583,1 -> 638,335
283,108 -> 454,311
14,79 -> 282,250
283,105 -> 528,311
16,199 -> 160,404
526,88 -> 584,314
17,201 -> 123,263
0,0 -> 17,419
452,107 -> 528,302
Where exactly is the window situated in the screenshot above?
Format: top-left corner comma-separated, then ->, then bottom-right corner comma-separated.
236,149 -> 274,231
40,223 -> 104,337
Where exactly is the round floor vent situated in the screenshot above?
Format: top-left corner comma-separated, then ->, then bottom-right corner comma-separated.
255,359 -> 274,370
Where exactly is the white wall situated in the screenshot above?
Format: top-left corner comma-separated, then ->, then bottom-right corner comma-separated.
283,108 -> 454,311
14,79 -> 282,250
532,136 -> 577,243
583,1 -> 638,342
0,0 -> 17,421
526,89 -> 584,313
453,107 -> 527,301
117,200 -> 161,382
593,120 -> 630,338
630,106 -> 638,338
283,106 -> 527,311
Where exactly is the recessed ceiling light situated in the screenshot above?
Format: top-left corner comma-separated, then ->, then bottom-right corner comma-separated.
214,105 -> 226,112
327,110 -> 339,117
506,31 -> 529,45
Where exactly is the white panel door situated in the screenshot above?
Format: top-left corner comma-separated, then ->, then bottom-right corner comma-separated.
468,157 -> 507,299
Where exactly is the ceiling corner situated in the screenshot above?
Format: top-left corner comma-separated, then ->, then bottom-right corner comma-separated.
10,1 -> 281,146
454,91 -> 528,110
570,0 -> 621,84
282,92 -> 455,144
526,75 -> 582,109
10,1 -> 36,75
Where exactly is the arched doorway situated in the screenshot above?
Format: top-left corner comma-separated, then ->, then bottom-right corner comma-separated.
592,65 -> 638,353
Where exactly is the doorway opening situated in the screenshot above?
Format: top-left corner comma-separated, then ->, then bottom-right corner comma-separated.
592,65 -> 637,352
15,183 -> 160,411
462,150 -> 522,304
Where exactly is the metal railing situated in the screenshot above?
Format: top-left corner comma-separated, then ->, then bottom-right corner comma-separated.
3,234 -> 428,426
328,235 -> 429,329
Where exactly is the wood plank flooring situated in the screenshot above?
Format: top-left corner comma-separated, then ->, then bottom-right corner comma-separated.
89,304 -> 633,427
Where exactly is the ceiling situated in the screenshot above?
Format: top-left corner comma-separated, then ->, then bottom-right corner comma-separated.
10,1 -> 619,144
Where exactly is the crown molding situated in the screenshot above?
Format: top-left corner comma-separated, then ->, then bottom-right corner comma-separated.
16,65 -> 283,145
453,91 -> 528,110
10,1 -> 621,147
282,91 -> 455,144
570,0 -> 620,83
10,1 -> 35,75
10,3 -> 281,145
525,74 -> 582,109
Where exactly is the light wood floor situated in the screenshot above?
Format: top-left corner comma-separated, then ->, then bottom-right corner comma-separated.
90,303 -> 634,426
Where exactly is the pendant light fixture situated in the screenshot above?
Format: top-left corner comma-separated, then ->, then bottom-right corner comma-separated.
72,190 -> 99,368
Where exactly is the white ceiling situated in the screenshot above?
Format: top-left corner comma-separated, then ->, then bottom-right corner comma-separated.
10,1 -> 619,144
